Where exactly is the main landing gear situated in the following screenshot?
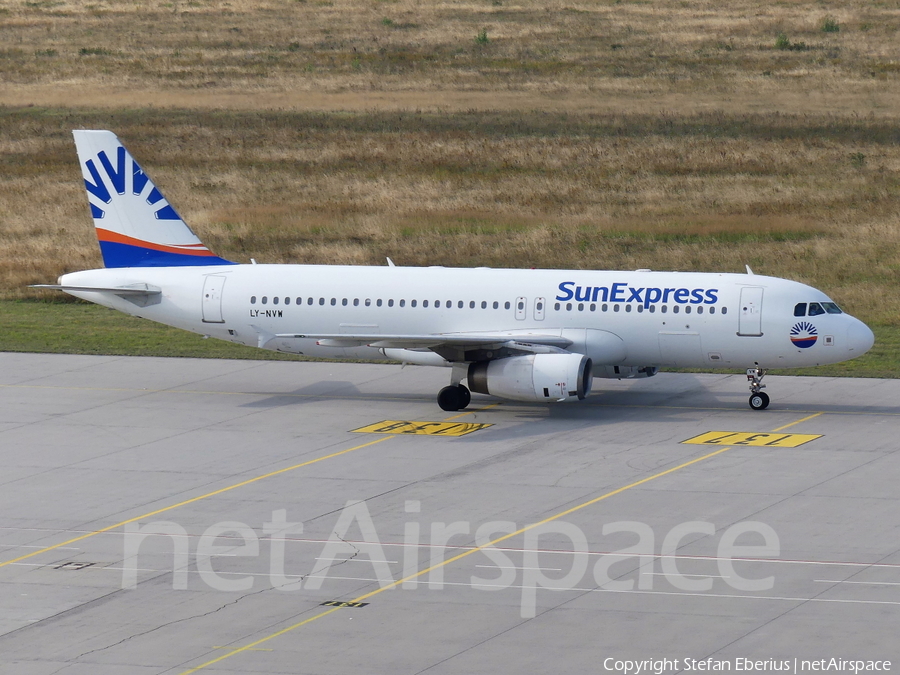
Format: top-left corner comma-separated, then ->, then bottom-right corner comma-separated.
747,363 -> 770,410
437,363 -> 472,412
437,384 -> 471,412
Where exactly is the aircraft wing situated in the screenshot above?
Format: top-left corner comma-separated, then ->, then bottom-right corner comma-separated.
273,332 -> 574,362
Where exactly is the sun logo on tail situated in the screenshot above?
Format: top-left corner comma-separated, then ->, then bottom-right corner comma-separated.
790,321 -> 818,348
83,146 -> 182,222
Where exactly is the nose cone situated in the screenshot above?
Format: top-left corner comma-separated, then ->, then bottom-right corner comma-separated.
847,319 -> 875,356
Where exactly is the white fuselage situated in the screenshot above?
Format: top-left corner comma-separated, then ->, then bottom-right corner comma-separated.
59,264 -> 874,371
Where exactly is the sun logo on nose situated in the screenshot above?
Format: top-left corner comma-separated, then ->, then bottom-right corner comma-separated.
790,321 -> 818,348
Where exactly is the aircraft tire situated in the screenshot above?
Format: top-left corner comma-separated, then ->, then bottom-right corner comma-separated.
458,385 -> 471,409
749,392 -> 770,410
438,385 -> 462,411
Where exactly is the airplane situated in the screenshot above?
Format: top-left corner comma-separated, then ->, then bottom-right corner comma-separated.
34,130 -> 875,412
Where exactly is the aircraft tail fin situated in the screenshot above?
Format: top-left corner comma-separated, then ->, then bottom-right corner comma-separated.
72,130 -> 233,268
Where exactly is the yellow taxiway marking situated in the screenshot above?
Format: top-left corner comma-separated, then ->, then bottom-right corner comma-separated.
683,431 -> 822,447
179,410 -> 826,674
443,401 -> 503,421
0,437 -> 392,569
770,411 -> 823,431
352,420 -> 492,437
179,444 -> 733,674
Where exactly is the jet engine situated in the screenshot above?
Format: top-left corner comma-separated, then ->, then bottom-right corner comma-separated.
467,353 -> 593,402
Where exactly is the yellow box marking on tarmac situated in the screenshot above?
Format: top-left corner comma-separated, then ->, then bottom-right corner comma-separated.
352,420 -> 492,437
683,431 -> 822,448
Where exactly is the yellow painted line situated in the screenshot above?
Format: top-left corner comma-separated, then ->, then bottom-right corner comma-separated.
0,437 -> 392,569
770,411 -> 823,432
179,410 -> 826,674
213,646 -> 272,652
683,431 -> 822,448
352,420 -> 492,437
443,402 -> 503,421
178,444 -> 733,674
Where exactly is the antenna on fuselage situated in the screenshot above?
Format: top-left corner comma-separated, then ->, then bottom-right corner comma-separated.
386,257 -> 396,267
745,264 -> 754,275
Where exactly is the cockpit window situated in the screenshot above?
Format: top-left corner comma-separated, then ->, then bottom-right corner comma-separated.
808,302 -> 826,316
822,302 -> 843,314
793,303 -> 807,317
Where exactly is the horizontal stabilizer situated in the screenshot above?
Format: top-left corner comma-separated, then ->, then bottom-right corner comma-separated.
31,283 -> 161,296
31,282 -> 162,307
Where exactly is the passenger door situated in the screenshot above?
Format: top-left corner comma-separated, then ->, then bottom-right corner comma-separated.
201,275 -> 226,323
737,287 -> 764,336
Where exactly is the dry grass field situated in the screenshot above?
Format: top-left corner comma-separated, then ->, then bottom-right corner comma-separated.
1,0 -> 899,333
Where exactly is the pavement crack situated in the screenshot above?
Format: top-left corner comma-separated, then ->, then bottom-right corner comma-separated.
72,584 -> 272,662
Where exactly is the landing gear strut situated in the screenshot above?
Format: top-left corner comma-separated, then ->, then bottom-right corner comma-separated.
747,363 -> 769,410
437,384 -> 471,412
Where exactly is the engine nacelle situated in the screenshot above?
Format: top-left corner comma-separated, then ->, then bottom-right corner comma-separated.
468,353 -> 593,402
593,365 -> 658,379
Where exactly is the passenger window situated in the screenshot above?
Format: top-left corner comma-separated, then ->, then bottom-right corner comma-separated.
342,298 -> 348,306
613,304 -> 620,312
626,305 -> 632,312
376,299 -> 382,307
493,301 -> 499,309
697,306 -> 703,314
637,305 -> 643,312
273,297 -> 279,305
709,306 -> 715,314
602,304 -> 608,312
387,299 -> 394,307
331,298 -> 336,306
823,302 -> 842,314
285,297 -> 290,305
554,302 -> 561,310
250,296 -> 257,304
412,300 -> 418,307
808,302 -> 825,316
319,298 -> 325,305
518,301 -> 525,310
661,305 -> 667,313
794,303 -> 807,317
469,301 -> 475,308
648,305 -> 655,313
399,299 -> 405,307
566,303 -> 573,311
365,299 -> 371,306
459,301 -> 464,309
482,301 -> 487,309
505,301 -> 511,310
589,303 -> 595,311
673,306 -> 679,314
722,307 -> 728,315
353,299 -> 359,306
578,303 -> 584,311
262,296 -> 268,305
308,297 -> 314,305
685,306 -> 691,314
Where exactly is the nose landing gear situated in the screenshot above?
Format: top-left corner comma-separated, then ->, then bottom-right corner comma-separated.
747,363 -> 769,410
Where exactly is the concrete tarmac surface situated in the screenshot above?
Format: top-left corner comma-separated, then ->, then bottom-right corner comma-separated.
1,352 -> 898,674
